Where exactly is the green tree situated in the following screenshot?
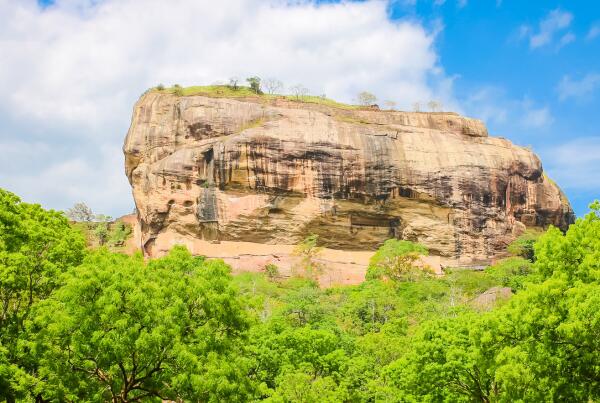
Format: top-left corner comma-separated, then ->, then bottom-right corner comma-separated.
269,371 -> 345,402
357,91 -> 377,106
173,83 -> 183,96
484,257 -> 532,291
250,324 -> 350,397
0,189 -> 86,401
93,214 -> 112,246
366,239 -> 429,282
246,76 -> 262,94
487,201 -> 600,400
29,247 -> 256,402
339,281 -> 402,335
507,230 -> 542,261
263,263 -> 279,280
282,284 -> 328,327
386,201 -> 600,402
385,312 -> 500,402
109,220 -> 132,247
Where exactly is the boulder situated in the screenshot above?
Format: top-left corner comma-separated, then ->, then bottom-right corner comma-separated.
123,92 -> 574,265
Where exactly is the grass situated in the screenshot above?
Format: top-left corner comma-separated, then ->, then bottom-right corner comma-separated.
151,85 -> 361,110
284,94 -> 360,110
334,114 -> 372,125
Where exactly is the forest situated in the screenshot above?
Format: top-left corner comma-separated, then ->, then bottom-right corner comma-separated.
1,187 -> 599,402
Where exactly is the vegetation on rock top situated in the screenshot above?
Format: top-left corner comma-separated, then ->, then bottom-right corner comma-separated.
150,84 -> 363,110
147,78 -> 449,114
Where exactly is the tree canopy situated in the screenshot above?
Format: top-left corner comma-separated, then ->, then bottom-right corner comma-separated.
0,189 -> 86,401
1,186 -> 599,401
29,247 -> 254,402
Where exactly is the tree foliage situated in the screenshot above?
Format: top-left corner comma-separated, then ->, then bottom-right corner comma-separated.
29,247 -> 255,402
0,189 -> 86,401
507,229 -> 542,261
65,202 -> 94,222
246,76 -> 262,94
2,186 -> 599,401
357,91 -> 377,106
366,239 -> 429,281
385,201 -> 600,401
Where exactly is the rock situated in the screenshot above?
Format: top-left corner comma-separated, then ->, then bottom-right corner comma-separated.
123,92 -> 574,265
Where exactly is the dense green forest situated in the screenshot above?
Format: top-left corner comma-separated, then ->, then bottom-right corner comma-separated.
1,187 -> 599,402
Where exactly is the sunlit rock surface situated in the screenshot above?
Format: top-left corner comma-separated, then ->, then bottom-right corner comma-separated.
123,92 -> 574,265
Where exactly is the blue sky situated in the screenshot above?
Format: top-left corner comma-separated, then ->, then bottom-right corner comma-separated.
1,0 -> 599,218
389,0 -> 600,216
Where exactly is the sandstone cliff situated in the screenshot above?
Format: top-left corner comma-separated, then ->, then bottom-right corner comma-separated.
123,90 -> 574,265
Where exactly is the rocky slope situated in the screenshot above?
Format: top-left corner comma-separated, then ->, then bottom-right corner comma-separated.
123,90 -> 574,265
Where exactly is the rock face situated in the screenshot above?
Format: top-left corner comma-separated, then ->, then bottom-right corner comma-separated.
123,91 -> 574,265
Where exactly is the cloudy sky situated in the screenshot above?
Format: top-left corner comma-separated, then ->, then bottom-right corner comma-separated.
0,0 -> 598,217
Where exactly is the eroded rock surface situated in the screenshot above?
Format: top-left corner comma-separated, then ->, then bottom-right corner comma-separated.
123,92 -> 574,265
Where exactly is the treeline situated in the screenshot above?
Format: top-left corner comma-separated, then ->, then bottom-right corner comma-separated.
1,187 -> 599,402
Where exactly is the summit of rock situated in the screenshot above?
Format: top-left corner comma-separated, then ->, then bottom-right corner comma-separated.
123,89 -> 574,265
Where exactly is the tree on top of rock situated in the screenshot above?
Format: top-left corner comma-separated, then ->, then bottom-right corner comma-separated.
246,76 -> 262,94
357,91 -> 377,106
263,78 -> 283,95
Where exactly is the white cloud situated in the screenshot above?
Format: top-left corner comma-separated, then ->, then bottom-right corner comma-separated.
520,105 -> 553,129
432,0 -> 467,7
0,0 -> 451,216
541,137 -> 600,190
557,32 -> 576,49
522,9 -> 574,49
463,86 -> 509,126
557,73 -> 600,101
587,23 -> 600,40
462,86 -> 552,132
0,143 -> 132,216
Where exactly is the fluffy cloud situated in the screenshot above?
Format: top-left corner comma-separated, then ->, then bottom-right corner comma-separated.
0,0 -> 450,216
541,137 -> 600,190
519,103 -> 553,129
557,73 -> 600,101
519,9 -> 574,50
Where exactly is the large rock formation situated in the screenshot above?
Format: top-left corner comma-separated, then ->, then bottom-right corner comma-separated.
123,91 -> 574,265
